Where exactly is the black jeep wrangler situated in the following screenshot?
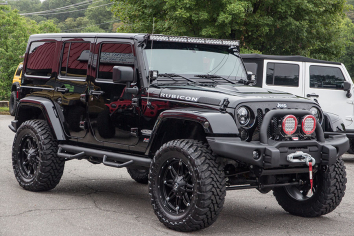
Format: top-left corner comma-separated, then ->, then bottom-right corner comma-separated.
9,33 -> 349,232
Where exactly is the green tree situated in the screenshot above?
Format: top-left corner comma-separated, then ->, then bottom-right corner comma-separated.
85,0 -> 116,31
0,5 -> 60,100
338,17 -> 354,77
112,0 -> 347,60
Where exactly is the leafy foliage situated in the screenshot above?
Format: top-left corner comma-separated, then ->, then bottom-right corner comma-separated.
112,0 -> 347,61
0,5 -> 60,100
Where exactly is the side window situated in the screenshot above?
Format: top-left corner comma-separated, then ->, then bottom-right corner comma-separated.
15,64 -> 23,76
61,42 -> 90,78
98,43 -> 134,80
266,62 -> 299,87
244,62 -> 258,75
310,65 -> 345,89
26,41 -> 56,76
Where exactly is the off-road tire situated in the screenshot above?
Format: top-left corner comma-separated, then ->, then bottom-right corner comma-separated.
127,168 -> 149,184
9,91 -> 17,116
97,108 -> 115,138
273,157 -> 346,217
12,120 -> 65,191
149,139 -> 226,232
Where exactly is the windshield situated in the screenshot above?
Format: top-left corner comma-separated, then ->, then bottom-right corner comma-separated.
144,41 -> 247,81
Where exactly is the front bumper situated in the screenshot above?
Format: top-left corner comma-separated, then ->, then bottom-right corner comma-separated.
207,134 -> 349,168
207,109 -> 349,169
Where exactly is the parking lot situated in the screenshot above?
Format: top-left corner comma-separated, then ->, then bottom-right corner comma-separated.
1,114 -> 354,236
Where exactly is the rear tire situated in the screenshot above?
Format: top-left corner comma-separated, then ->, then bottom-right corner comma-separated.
12,120 -> 65,191
273,157 -> 346,217
127,168 -> 149,184
149,139 -> 226,232
9,91 -> 17,116
347,138 -> 354,154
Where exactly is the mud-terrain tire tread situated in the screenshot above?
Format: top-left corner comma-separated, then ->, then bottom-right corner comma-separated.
149,139 -> 226,232
273,157 -> 346,217
9,91 -> 17,116
127,168 -> 149,184
12,119 -> 65,191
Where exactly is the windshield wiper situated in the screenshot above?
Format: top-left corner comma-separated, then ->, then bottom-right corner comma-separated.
194,74 -> 236,84
158,73 -> 198,84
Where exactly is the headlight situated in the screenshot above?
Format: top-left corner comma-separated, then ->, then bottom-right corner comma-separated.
310,107 -> 320,120
237,107 -> 250,126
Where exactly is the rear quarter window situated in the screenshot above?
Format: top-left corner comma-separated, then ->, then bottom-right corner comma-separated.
26,41 -> 56,77
310,65 -> 345,90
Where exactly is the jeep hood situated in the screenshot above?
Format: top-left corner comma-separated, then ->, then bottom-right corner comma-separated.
152,84 -> 314,108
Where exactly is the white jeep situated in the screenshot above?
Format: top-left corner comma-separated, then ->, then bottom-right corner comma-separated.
242,54 -> 354,151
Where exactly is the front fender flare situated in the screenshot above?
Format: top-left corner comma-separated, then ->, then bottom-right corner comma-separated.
145,109 -> 238,155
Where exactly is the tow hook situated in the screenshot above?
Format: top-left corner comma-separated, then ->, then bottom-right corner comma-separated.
287,151 -> 316,166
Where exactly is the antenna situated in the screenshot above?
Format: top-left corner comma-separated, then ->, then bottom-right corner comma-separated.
147,17 -> 155,109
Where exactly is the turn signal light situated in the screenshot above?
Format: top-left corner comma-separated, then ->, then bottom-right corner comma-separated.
302,115 -> 316,135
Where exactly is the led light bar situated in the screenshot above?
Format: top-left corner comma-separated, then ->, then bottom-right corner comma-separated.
148,34 -> 240,46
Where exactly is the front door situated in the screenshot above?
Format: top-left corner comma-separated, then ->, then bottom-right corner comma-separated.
87,38 -> 139,150
304,63 -> 354,129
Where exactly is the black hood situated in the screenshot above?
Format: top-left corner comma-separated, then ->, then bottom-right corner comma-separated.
150,84 -> 314,108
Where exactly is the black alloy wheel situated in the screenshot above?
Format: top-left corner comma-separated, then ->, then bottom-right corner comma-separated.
18,134 -> 40,181
158,159 -> 194,215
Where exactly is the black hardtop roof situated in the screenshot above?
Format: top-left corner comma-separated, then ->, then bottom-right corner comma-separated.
241,54 -> 341,65
29,33 -> 147,40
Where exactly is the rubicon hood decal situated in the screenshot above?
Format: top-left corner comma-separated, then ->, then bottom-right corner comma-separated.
160,93 -> 198,102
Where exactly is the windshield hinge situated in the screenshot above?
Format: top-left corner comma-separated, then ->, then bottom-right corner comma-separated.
219,98 -> 230,113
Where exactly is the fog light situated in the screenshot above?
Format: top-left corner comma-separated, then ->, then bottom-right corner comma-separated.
253,150 -> 260,160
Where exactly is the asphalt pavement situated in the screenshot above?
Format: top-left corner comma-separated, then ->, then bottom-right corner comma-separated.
1,115 -> 354,236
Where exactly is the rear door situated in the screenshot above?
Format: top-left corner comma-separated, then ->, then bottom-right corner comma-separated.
304,63 -> 354,129
55,37 -> 93,139
262,60 -> 304,96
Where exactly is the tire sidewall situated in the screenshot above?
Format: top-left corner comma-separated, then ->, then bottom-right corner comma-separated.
9,91 -> 17,116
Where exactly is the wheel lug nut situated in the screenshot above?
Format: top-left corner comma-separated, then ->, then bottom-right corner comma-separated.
168,166 -> 171,169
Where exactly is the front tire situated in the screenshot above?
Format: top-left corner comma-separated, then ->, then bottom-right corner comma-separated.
149,139 -> 226,232
12,120 -> 65,191
9,91 -> 17,116
273,157 -> 346,217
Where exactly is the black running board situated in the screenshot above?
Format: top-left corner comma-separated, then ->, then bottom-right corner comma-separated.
57,144 -> 151,167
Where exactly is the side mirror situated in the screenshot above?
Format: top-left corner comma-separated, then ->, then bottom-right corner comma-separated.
246,71 -> 256,85
113,66 -> 134,84
343,81 -> 352,98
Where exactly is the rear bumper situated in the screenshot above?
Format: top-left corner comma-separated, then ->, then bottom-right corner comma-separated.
207,133 -> 349,168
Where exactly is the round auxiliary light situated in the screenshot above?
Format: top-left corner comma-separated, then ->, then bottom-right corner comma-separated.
302,115 -> 316,135
310,107 -> 320,120
237,107 -> 250,126
282,115 -> 298,135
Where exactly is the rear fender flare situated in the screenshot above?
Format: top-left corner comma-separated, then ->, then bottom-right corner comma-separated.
145,109 -> 238,155
16,96 -> 66,140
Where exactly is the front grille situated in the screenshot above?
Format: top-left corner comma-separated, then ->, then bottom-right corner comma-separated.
250,108 -> 316,142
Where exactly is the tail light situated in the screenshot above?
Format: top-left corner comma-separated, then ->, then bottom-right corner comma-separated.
302,115 -> 316,135
16,90 -> 19,99
282,115 -> 298,135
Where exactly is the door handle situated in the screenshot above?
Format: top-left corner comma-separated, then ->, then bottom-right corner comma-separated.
307,93 -> 319,98
89,90 -> 105,96
55,87 -> 68,93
